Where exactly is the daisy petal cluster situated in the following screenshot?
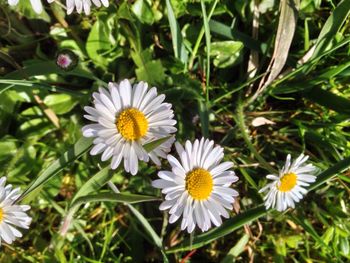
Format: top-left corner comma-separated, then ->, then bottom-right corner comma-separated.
82,79 -> 177,175
0,177 -> 32,245
152,138 -> 239,233
66,0 -> 109,15
259,154 -> 317,212
8,0 -> 45,14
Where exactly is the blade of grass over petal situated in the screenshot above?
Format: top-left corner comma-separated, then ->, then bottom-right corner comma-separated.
19,137 -> 93,202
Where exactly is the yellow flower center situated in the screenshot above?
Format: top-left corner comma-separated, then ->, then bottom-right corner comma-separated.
278,172 -> 297,192
185,168 -> 213,200
116,108 -> 148,141
0,208 -> 3,223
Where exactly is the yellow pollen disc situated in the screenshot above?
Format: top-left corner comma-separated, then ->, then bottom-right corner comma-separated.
0,208 -> 3,222
116,108 -> 148,141
185,168 -> 213,200
278,172 -> 297,192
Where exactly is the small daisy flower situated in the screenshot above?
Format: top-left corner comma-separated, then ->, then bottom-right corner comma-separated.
152,138 -> 239,233
82,79 -> 177,175
55,49 -> 78,71
259,154 -> 317,212
0,177 -> 32,246
66,0 -> 109,15
8,0 -> 47,14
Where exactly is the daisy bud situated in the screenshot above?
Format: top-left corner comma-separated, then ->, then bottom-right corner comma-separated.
55,49 -> 78,71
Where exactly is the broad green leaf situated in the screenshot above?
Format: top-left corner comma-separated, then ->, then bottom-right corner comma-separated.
43,94 -> 79,115
135,60 -> 166,85
19,137 -> 93,201
86,14 -> 118,68
132,0 -> 154,25
210,41 -> 244,68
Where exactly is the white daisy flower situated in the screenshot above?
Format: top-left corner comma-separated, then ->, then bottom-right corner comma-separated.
8,0 -> 46,14
66,0 -> 109,15
152,138 -> 239,233
0,177 -> 32,246
82,79 -> 177,175
259,154 -> 317,212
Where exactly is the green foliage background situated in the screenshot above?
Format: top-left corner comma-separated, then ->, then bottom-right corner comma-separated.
0,0 -> 350,262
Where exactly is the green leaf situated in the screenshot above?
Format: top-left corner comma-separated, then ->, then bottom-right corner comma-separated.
132,0 -> 155,25
86,14 -> 118,68
210,41 -> 244,68
19,137 -> 93,202
43,94 -> 79,115
167,206 -> 267,253
135,60 -> 166,85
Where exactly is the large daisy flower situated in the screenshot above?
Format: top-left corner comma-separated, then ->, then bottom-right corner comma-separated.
152,138 -> 239,233
0,177 -> 32,245
259,154 -> 317,212
66,0 -> 109,15
82,79 -> 177,175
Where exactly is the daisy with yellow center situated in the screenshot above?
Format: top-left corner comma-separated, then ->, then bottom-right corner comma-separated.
259,154 -> 318,212
82,79 -> 177,175
0,177 -> 32,246
152,138 -> 239,233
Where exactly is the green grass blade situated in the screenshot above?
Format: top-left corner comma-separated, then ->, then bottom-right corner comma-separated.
309,155 -> 350,191
311,0 -> 350,60
128,204 -> 169,262
302,86 -> 350,115
166,205 -> 267,253
19,137 -> 93,202
70,193 -> 159,210
200,0 -> 211,102
70,166 -> 114,204
165,0 -> 187,64
221,234 -> 250,262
